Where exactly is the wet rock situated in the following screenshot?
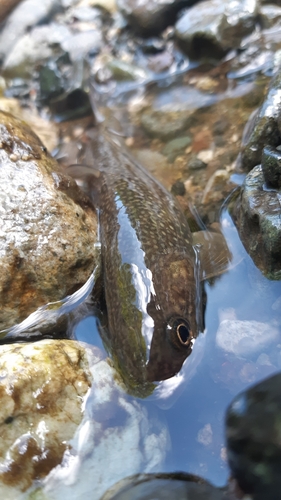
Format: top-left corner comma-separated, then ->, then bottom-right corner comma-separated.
0,111 -> 98,331
0,0 -> 61,61
140,109 -> 195,140
78,0 -> 117,13
0,97 -> 59,153
201,169 -> 231,205
259,4 -> 281,28
2,23 -> 72,78
171,180 -> 186,196
261,145 -> 281,188
188,157 -> 207,171
0,0 -> 22,23
216,319 -> 279,356
162,136 -> 192,160
104,58 -> 150,81
226,372 -> 281,499
230,165 -> 281,279
238,70 -> 281,172
39,356 -> 169,499
175,0 -> 258,60
139,84 -> 215,140
100,472 -> 225,499
116,0 -> 199,37
0,339 -> 92,495
61,29 -> 103,62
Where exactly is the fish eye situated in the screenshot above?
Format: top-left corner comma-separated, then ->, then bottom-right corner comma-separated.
166,317 -> 191,349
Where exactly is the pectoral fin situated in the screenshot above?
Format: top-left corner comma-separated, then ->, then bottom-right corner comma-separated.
193,224 -> 232,280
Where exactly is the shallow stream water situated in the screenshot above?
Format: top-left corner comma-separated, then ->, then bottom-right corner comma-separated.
72,205 -> 281,491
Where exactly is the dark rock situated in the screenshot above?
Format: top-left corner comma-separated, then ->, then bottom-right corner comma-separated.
48,88 -> 93,122
213,119 -> 229,135
226,372 -> 281,500
188,157 -> 207,170
175,0 -> 258,60
171,180 -> 186,196
101,472 -> 225,499
39,60 -> 65,102
229,165 -> 281,280
238,71 -> 281,172
261,145 -> 281,188
116,0 -> 200,37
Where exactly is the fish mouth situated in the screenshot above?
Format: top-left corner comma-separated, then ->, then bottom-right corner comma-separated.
145,343 -> 193,382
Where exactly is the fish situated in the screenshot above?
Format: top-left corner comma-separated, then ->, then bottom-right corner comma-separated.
68,128 -> 231,398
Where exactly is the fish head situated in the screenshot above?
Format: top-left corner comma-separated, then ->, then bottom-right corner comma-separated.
145,248 -> 202,383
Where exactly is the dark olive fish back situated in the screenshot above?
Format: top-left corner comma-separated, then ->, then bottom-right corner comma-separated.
80,131 -> 201,397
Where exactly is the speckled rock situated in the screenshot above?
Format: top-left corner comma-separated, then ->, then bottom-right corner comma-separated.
175,0 -> 258,59
116,0 -> 199,36
226,372 -> 281,499
238,70 -> 281,172
0,339 -> 92,495
230,165 -> 281,279
0,111 -> 99,331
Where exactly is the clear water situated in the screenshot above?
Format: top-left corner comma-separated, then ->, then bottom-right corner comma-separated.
71,207 -> 281,491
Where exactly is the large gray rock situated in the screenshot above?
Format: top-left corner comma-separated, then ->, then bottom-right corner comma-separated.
116,0 -> 199,36
175,0 -> 258,59
230,165 -> 281,280
226,372 -> 281,500
2,23 -> 72,78
0,111 -> 99,331
0,0 -> 61,61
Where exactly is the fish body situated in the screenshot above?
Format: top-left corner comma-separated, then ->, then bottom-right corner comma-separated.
71,129 -> 204,398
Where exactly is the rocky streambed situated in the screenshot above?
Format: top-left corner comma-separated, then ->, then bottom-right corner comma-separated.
1,0 -> 281,499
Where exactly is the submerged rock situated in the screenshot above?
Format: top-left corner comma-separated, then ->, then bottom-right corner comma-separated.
0,111 -> 99,331
175,0 -> 258,60
216,319 -> 279,356
238,70 -> 281,172
230,165 -> 281,279
226,372 -> 281,500
0,339 -> 92,495
100,472 -> 225,499
116,0 -> 199,37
